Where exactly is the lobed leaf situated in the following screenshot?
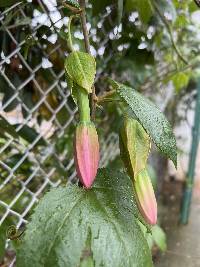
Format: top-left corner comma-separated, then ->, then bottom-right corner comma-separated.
17,168 -> 153,267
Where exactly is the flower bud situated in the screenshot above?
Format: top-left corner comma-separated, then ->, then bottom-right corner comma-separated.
74,122 -> 99,188
134,169 -> 157,225
119,117 -> 150,180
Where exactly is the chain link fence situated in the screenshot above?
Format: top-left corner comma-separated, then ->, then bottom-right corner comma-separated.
0,0 -> 119,236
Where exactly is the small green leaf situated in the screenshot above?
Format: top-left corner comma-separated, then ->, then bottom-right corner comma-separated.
172,72 -> 189,93
117,84 -> 177,167
0,222 -> 7,261
0,0 -> 22,7
65,51 -> 96,93
15,124 -> 46,146
66,0 -> 80,8
152,225 -> 167,252
17,168 -> 153,267
0,115 -> 18,139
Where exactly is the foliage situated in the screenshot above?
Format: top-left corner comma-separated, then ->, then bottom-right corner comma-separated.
0,0 -> 199,265
116,83 -> 177,166
16,168 -> 153,267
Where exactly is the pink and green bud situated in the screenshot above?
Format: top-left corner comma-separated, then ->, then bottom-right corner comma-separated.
134,169 -> 157,225
74,122 -> 99,188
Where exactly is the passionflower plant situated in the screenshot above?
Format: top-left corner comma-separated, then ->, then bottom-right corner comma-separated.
74,122 -> 99,188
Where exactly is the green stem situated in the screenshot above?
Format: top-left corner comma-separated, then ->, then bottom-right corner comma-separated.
77,86 -> 91,122
68,15 -> 77,51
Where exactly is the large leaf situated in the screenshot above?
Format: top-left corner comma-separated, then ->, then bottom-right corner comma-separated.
65,51 -> 96,93
117,84 -> 177,167
17,168 -> 153,267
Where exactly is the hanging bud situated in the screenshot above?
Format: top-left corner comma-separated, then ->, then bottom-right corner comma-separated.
119,117 -> 157,225
134,169 -> 157,225
119,117 -> 150,179
74,122 -> 99,188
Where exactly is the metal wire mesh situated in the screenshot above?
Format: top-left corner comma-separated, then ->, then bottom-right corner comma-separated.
0,1 -> 119,233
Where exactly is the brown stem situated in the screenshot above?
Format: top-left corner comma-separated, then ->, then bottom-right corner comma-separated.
62,3 -> 82,14
97,90 -> 116,103
79,0 -> 96,120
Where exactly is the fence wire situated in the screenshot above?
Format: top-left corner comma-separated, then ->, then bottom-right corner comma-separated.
0,0 -> 119,236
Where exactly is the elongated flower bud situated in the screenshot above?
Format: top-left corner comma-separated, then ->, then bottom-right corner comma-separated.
119,118 -> 150,179
134,169 -> 157,225
74,122 -> 99,188
119,117 -> 157,225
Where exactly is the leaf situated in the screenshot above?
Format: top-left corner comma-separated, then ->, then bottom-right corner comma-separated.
66,0 -> 80,8
65,51 -> 96,93
125,0 -> 153,24
117,84 -> 177,167
17,168 -> 153,267
118,0 -> 124,25
0,222 -> 7,261
0,115 -> 18,139
0,0 -> 22,7
15,124 -> 46,146
172,72 -> 189,93
152,225 -> 167,252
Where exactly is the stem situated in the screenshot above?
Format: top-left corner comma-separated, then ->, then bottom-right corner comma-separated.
79,0 -> 96,120
68,15 -> 76,51
77,86 -> 91,122
152,0 -> 188,65
79,0 -> 90,53
97,90 -> 116,103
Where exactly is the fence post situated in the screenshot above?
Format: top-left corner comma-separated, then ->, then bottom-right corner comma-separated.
180,79 -> 200,224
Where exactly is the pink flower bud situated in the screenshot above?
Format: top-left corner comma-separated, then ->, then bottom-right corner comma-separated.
133,169 -> 157,225
74,122 -> 99,188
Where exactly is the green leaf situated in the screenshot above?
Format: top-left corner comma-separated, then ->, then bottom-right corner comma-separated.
66,0 -> 80,8
15,124 -> 46,146
152,225 -> 167,252
0,0 -> 22,7
117,84 -> 177,167
125,0 -> 153,24
65,51 -> 96,93
0,222 -> 7,261
172,72 -> 189,93
118,0 -> 124,25
0,115 -> 18,139
17,168 -> 153,267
